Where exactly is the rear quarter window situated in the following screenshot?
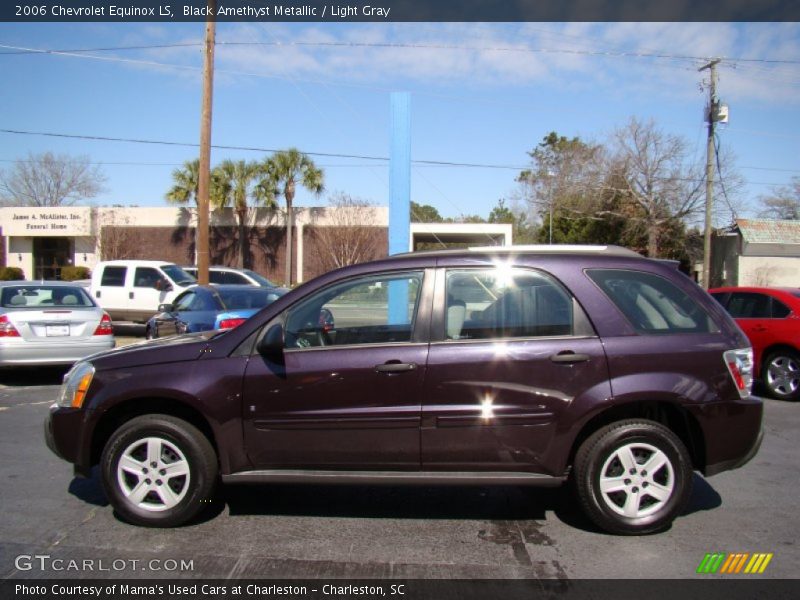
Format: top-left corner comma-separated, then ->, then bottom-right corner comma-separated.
587,269 -> 718,335
100,266 -> 126,287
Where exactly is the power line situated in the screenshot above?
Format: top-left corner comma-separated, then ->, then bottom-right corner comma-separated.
0,128 -> 793,186
2,39 -> 798,66
0,127 -> 527,170
0,42 -> 201,55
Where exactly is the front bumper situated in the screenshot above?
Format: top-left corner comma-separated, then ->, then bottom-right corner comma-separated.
44,404 -> 91,476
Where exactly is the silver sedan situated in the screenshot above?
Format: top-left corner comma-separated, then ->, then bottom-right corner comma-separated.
0,281 -> 115,367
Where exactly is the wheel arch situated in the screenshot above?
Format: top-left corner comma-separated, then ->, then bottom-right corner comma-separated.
90,398 -> 220,471
568,400 -> 706,473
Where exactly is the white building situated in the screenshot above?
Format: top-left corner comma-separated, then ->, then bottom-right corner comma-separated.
0,206 -> 512,284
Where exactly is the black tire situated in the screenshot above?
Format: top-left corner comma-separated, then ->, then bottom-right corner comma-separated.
100,415 -> 218,527
145,325 -> 156,340
573,419 -> 693,535
762,350 -> 800,401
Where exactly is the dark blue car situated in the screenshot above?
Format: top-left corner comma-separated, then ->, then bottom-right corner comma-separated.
145,285 -> 286,339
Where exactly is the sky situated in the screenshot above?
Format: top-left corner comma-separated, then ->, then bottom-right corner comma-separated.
0,21 -> 798,224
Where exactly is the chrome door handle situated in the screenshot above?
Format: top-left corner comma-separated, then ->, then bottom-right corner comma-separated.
374,362 -> 417,373
550,352 -> 590,364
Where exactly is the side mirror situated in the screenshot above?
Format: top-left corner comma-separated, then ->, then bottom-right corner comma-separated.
158,303 -> 174,313
257,324 -> 285,361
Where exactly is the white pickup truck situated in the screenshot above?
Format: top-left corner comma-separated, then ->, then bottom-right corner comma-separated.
89,260 -> 196,323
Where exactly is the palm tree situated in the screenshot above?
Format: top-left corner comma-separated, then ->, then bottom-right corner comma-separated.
166,159 -> 228,268
216,159 -> 275,268
166,159 -> 227,208
266,149 -> 324,285
166,159 -> 202,205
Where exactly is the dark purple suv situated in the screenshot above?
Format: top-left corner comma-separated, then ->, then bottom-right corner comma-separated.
46,246 -> 763,534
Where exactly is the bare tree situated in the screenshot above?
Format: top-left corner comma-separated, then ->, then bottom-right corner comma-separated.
606,118 -> 706,257
758,177 -> 800,220
310,193 -> 381,273
0,152 -> 106,206
98,210 -> 138,260
710,144 -> 748,225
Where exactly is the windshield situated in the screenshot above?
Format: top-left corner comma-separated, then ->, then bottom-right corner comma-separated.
0,286 -> 95,309
218,287 -> 287,310
161,265 -> 197,287
243,270 -> 278,287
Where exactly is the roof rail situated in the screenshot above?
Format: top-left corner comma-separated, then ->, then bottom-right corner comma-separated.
467,244 -> 641,256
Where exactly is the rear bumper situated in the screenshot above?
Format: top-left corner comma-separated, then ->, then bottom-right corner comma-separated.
0,338 -> 115,366
690,395 -> 764,477
705,424 -> 763,476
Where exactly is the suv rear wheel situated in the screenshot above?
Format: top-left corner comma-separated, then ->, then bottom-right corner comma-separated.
573,419 -> 693,535
100,415 -> 218,527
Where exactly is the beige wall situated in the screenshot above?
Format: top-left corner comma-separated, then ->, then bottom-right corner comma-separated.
739,256 -> 800,287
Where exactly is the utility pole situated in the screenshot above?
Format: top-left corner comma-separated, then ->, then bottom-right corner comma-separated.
196,0 -> 216,286
699,58 -> 720,289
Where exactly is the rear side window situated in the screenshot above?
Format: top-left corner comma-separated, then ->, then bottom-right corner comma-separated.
445,268 -> 574,340
213,271 -> 248,285
588,269 -> 717,334
100,266 -> 126,287
727,292 -> 789,319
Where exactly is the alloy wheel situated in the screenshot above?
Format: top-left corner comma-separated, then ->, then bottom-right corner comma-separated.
766,355 -> 800,398
116,437 -> 190,512
598,442 -> 675,519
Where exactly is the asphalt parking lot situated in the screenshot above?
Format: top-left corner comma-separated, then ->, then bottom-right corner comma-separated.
0,368 -> 797,582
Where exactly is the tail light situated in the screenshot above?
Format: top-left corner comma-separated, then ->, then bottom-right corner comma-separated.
218,317 -> 247,330
0,315 -> 20,337
93,313 -> 113,336
724,348 -> 753,399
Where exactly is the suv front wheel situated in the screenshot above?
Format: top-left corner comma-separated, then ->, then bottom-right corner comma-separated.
101,415 -> 218,527
573,420 -> 693,535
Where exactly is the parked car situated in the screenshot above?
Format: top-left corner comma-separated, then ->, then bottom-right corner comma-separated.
710,286 -> 800,400
146,285 -> 287,339
0,281 -> 114,366
90,260 -> 196,323
46,246 -> 762,534
181,266 -> 283,289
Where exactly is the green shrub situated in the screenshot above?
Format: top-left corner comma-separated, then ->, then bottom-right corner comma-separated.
0,267 -> 25,281
60,266 -> 91,281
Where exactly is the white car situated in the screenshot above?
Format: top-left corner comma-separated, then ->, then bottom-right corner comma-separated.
181,266 -> 282,288
89,260 -> 196,323
0,281 -> 114,367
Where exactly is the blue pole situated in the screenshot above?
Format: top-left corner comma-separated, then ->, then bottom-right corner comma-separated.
389,92 -> 411,256
388,92 -> 411,324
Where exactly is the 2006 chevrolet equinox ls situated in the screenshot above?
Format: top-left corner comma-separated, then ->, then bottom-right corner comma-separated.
46,245 -> 763,534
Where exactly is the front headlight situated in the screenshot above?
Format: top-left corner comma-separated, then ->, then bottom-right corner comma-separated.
57,362 -> 95,409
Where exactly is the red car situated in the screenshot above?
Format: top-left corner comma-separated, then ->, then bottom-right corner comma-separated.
710,287 -> 800,401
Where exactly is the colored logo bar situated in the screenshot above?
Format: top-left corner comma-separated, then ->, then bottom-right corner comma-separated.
697,553 -> 773,574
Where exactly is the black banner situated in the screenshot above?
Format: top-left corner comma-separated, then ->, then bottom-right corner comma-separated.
2,580 -> 800,600
2,0 -> 799,23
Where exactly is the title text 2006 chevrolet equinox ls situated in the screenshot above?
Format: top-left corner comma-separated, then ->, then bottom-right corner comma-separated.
46,246 -> 763,535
